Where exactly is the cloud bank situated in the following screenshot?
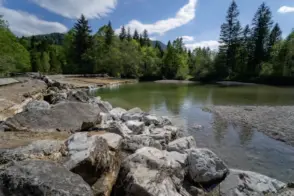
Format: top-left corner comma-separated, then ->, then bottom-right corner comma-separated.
278,6 -> 294,14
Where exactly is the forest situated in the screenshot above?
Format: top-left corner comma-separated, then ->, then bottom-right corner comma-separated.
1,2 -> 294,84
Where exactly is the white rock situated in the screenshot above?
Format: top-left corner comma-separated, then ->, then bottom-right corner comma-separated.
25,100 -> 50,111
108,121 -> 133,138
122,135 -> 162,152
97,133 -> 122,151
188,148 -> 229,184
143,115 -> 160,125
121,107 -> 145,121
220,169 -> 287,196
159,116 -> 172,126
125,120 -> 145,134
167,136 -> 196,153
110,107 -> 126,120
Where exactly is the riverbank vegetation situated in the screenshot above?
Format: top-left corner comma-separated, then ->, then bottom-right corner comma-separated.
0,2 -> 294,84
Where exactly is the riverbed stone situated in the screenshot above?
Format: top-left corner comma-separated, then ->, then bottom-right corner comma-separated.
187,148 -> 229,185
98,133 -> 122,151
0,160 -> 94,196
125,120 -> 145,134
67,90 -> 90,103
110,107 -> 126,120
159,116 -> 173,126
122,135 -> 162,152
121,107 -> 145,121
143,115 -> 160,125
108,121 -> 133,138
167,136 -> 196,153
220,169 -> 286,196
1,102 -> 102,132
24,100 -> 50,111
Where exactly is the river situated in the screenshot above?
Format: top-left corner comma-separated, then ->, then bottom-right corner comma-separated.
95,82 -> 294,182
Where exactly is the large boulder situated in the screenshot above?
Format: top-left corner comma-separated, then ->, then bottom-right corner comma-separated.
0,140 -> 63,164
167,136 -> 196,153
108,121 -> 133,138
114,147 -> 188,196
143,115 -> 160,126
24,100 -> 50,112
63,132 -> 121,196
110,107 -> 126,120
1,102 -> 102,132
187,148 -> 229,185
0,160 -> 94,196
121,107 -> 145,121
67,90 -> 90,103
220,169 -> 286,196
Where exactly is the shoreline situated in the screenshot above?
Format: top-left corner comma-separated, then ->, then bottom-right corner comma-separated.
0,75 -> 293,196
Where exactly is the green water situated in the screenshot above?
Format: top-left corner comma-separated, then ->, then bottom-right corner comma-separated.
96,83 -> 294,182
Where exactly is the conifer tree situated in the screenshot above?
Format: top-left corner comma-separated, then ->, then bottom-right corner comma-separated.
119,25 -> 127,41
133,29 -> 139,41
105,21 -> 114,46
127,27 -> 132,41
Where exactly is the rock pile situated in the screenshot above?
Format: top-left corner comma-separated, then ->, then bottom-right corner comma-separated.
0,75 -> 292,196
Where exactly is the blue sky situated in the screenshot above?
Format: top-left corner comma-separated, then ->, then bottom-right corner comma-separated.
1,0 -> 293,49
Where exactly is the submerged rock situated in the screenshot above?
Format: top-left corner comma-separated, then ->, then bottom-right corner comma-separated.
0,160 -> 93,196
1,102 -> 102,132
220,169 -> 287,196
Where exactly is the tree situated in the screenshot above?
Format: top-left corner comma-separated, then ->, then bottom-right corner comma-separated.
127,27 -> 132,41
250,2 -> 273,76
266,23 -> 282,60
133,29 -> 139,41
0,15 -> 8,29
105,21 -> 114,46
143,29 -> 150,46
218,0 -> 242,78
73,14 -> 93,74
119,25 -> 127,41
154,41 -> 164,58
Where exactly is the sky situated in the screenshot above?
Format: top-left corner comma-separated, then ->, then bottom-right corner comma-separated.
0,0 -> 293,50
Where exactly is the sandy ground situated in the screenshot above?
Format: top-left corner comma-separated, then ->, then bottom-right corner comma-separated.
208,106 -> 294,146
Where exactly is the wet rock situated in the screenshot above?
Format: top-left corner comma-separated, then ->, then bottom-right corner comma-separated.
1,102 -> 101,132
125,120 -> 145,134
122,135 -> 162,152
167,136 -> 196,154
108,121 -> 133,138
0,140 -> 63,164
24,100 -> 50,112
110,107 -> 126,120
220,169 -> 286,196
187,148 -> 229,185
0,160 -> 93,196
143,115 -> 160,126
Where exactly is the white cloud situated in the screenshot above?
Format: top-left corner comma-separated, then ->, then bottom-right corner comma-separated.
117,0 -> 198,35
0,5 -> 68,36
180,35 -> 194,42
30,0 -> 117,19
278,6 -> 294,14
185,40 -> 220,50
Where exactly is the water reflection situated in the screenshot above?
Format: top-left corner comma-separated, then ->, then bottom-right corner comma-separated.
96,83 -> 294,182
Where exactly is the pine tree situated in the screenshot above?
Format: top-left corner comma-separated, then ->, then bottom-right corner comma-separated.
105,21 -> 114,46
155,41 -> 164,57
218,0 -> 242,78
127,27 -> 132,41
266,23 -> 282,60
143,29 -> 150,46
237,24 -> 252,76
251,2 -> 273,76
133,29 -> 139,41
119,25 -> 127,41
73,14 -> 93,73
139,34 -> 144,46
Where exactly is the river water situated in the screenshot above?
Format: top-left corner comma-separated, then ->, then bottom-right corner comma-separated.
95,82 -> 294,182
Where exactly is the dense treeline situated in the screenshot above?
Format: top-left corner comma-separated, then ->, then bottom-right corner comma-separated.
1,1 -> 294,84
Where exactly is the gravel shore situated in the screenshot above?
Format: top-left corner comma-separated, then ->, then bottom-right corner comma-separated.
208,106 -> 294,146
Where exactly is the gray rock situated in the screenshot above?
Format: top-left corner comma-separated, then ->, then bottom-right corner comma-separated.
125,120 -> 145,134
44,92 -> 67,104
94,112 -> 113,130
188,148 -> 229,185
115,147 -> 188,196
110,107 -> 126,120
128,107 -> 143,114
1,102 -> 101,132
121,107 -> 145,121
98,101 -> 113,113
159,116 -> 173,126
98,133 -> 122,151
164,125 -> 182,140
67,90 -> 90,103
143,115 -> 160,126
167,136 -> 196,153
0,160 -> 93,196
108,121 -> 133,138
220,169 -> 286,196
0,140 -> 63,164
24,100 -> 50,111
122,135 -> 162,152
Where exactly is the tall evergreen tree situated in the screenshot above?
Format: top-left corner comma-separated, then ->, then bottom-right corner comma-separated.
143,29 -> 150,46
266,23 -> 282,60
218,0 -> 242,78
105,21 -> 114,46
237,24 -> 252,76
139,34 -> 144,46
119,25 -> 127,41
133,29 -> 139,41
250,2 -> 273,76
127,27 -> 132,41
155,41 -> 164,57
73,14 -> 93,73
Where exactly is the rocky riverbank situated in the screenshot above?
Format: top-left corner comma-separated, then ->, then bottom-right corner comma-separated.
0,75 -> 293,196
